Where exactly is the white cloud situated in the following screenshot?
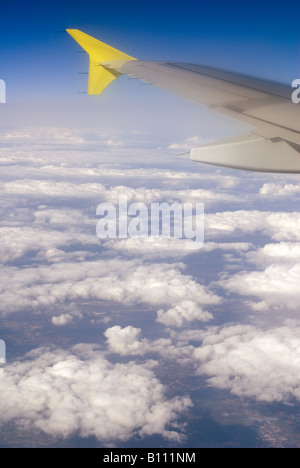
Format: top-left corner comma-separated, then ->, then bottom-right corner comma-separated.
33,207 -> 95,227
206,211 -> 300,241
157,300 -> 213,328
3,124 -> 300,445
0,345 -> 192,442
2,178 -> 238,207
51,313 -> 74,326
202,242 -> 253,253
105,138 -> 125,147
167,136 -> 212,150
3,180 -> 108,199
214,241 -> 300,314
104,324 -> 300,404
104,326 -> 149,356
51,311 -> 84,326
0,225 -> 98,263
105,238 -> 252,259
0,259 -> 220,321
260,183 -> 300,197
104,326 -> 195,364
219,262 -> 300,312
246,242 -> 300,266
2,127 -> 85,145
105,237 -> 197,258
193,324 -> 300,402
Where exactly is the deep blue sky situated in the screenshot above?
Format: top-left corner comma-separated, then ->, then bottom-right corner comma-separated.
1,0 -> 299,127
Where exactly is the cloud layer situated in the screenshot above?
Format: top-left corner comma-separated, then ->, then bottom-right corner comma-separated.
193,324 -> 300,402
2,126 -> 300,446
0,345 -> 192,442
104,324 -> 300,403
0,259 -> 220,328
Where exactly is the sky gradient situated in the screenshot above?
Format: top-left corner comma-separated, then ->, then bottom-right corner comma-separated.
1,0 -> 299,126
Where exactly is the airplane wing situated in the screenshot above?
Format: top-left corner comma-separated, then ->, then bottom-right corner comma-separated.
67,29 -> 300,173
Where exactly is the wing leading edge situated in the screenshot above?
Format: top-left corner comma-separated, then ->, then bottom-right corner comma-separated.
67,29 -> 300,173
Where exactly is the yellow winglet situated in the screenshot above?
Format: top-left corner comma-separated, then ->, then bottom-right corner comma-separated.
66,29 -> 137,95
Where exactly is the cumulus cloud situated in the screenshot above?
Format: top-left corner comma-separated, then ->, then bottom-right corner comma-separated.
2,179 -> 237,208
214,241 -> 300,313
0,259 -> 220,322
206,211 -> 300,241
104,326 -> 195,364
19,164 -> 239,189
219,262 -> 300,312
260,183 -> 300,197
157,300 -> 213,327
193,324 -> 300,402
0,225 -> 97,263
104,326 -> 150,356
51,311 -> 83,326
3,125 -> 300,445
104,324 -> 300,404
33,207 -> 95,227
105,237 -> 252,259
246,242 -> 300,266
52,313 -> 73,326
0,345 -> 192,442
105,237 -> 197,258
